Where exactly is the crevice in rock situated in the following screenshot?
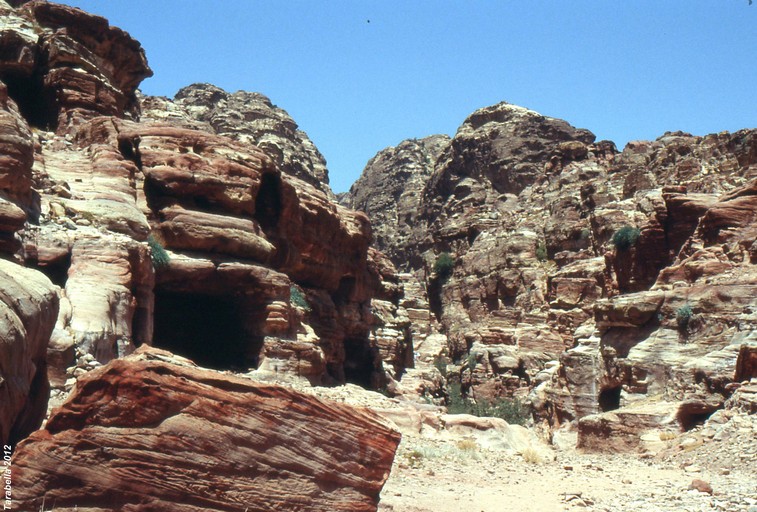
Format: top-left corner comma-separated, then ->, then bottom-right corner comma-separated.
1,68 -> 57,131
152,291 -> 252,370
26,252 -> 71,288
8,361 -> 50,448
333,276 -> 356,306
117,136 -> 142,171
598,385 -> 622,412
254,172 -> 282,233
427,277 -> 444,323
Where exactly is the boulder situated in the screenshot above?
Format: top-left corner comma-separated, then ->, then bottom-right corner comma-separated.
12,347 -> 401,512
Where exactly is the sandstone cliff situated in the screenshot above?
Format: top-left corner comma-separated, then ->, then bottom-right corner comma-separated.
141,83 -> 334,198
346,101 -> 757,446
0,1 -> 410,451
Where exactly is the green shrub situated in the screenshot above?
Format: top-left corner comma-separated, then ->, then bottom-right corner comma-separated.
535,242 -> 548,262
290,285 -> 311,312
676,304 -> 693,330
147,235 -> 170,269
445,377 -> 530,425
433,252 -> 455,277
611,225 -> 641,251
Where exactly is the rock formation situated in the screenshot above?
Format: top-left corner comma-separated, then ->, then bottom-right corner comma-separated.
0,0 -> 411,453
341,135 -> 450,266
12,347 -> 401,512
141,83 -> 333,197
346,101 -> 757,448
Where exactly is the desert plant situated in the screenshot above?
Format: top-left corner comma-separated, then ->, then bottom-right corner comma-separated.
433,252 -> 455,277
676,304 -> 693,330
611,225 -> 641,251
444,377 -> 531,425
472,396 -> 531,426
290,285 -> 311,312
147,235 -> 170,269
535,242 -> 548,262
521,445 -> 543,464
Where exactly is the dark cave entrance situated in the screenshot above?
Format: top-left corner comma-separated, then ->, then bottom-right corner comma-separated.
677,403 -> 720,432
598,385 -> 622,412
254,173 -> 282,232
118,136 -> 143,171
26,253 -> 71,288
1,69 -> 57,130
152,291 -> 253,370
343,338 -> 380,389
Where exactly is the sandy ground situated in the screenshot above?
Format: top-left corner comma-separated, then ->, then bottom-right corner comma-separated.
379,436 -> 756,512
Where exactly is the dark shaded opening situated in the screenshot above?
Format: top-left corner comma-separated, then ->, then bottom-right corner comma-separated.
8,361 -> 50,448
677,403 -> 721,432
599,385 -> 622,412
1,69 -> 57,130
152,291 -> 251,370
428,277 -> 444,322
254,173 -> 282,232
333,276 -> 356,305
26,253 -> 71,288
118,136 -> 142,171
343,337 -> 379,389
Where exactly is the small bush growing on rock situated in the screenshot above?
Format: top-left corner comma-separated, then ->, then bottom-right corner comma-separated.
433,252 -> 455,277
472,396 -> 531,426
290,285 -> 311,312
676,304 -> 693,330
611,226 -> 641,251
536,242 -> 548,262
147,235 -> 170,269
445,377 -> 530,426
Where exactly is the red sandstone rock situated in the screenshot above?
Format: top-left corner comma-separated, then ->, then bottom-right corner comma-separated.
12,347 -> 401,512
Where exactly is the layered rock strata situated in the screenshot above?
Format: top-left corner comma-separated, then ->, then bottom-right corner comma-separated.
347,101 -> 757,447
0,0 -> 409,404
12,347 -> 401,512
141,83 -> 333,197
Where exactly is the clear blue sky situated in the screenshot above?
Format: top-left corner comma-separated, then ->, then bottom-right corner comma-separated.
60,1 -> 755,193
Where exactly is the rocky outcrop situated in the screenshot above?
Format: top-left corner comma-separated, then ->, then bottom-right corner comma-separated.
141,83 -> 333,197
12,347 -> 401,512
348,100 -> 757,448
0,0 -> 152,132
0,0 -> 409,402
342,135 -> 450,267
0,259 -> 58,446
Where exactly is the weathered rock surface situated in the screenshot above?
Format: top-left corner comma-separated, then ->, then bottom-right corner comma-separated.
12,347 -> 401,512
0,0 -> 152,132
141,83 -> 333,197
348,99 -> 757,449
342,135 -> 450,267
0,258 -> 58,446
0,0 -> 410,404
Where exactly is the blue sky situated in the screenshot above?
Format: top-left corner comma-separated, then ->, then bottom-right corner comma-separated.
60,1 -> 755,193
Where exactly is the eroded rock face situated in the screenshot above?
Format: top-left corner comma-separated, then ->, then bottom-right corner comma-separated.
0,0 -> 152,132
0,1 -> 409,400
0,259 -> 58,446
12,347 -> 401,512
348,99 -> 757,448
342,135 -> 450,268
141,83 -> 333,197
